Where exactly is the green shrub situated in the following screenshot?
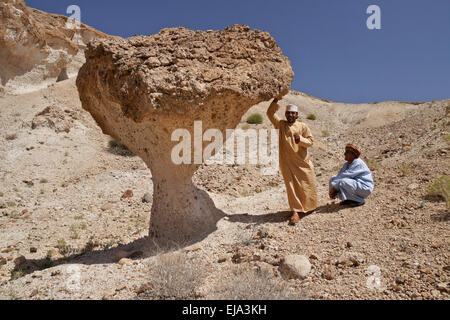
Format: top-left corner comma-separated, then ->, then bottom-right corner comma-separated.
364,158 -> 381,171
443,134 -> 450,144
322,130 -> 330,137
307,114 -> 317,121
399,163 -> 415,176
426,175 -> 450,207
10,270 -> 24,281
56,239 -> 70,255
246,113 -> 263,125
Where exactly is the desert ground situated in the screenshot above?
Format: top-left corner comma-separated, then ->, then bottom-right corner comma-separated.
0,78 -> 448,300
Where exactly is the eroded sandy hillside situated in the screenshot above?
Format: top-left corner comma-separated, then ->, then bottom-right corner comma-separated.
0,78 -> 448,300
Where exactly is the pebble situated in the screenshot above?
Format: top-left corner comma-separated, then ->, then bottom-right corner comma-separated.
142,193 -> 152,203
14,255 -> 26,266
30,247 -> 37,253
336,252 -> 365,267
407,183 -> 419,191
51,270 -> 61,277
322,266 -> 337,280
115,250 -> 130,262
47,249 -> 60,259
395,275 -> 406,285
101,204 -> 113,212
431,289 -> 440,298
118,258 -> 132,265
121,190 -> 133,200
436,282 -> 448,293
0,256 -> 6,265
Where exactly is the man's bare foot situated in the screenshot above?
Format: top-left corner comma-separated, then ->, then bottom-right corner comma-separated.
289,212 -> 300,225
329,187 -> 338,200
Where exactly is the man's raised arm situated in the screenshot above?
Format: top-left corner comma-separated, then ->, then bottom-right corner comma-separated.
267,98 -> 281,129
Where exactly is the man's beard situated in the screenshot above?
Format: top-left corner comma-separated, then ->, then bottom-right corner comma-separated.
287,117 -> 296,123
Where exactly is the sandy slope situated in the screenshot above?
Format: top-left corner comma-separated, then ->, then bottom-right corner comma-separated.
0,79 -> 448,300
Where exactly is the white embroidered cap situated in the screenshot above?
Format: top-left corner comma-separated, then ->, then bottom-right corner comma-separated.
286,104 -> 298,113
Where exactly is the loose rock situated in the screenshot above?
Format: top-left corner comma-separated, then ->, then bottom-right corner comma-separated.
279,255 -> 311,280
336,252 -> 365,267
322,266 -> 337,280
142,193 -> 152,203
118,258 -> 132,265
14,255 -> 26,266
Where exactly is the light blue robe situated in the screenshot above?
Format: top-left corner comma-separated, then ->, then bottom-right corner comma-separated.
329,158 -> 374,203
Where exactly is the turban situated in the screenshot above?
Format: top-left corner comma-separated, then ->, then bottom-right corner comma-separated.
286,104 -> 298,113
345,144 -> 361,158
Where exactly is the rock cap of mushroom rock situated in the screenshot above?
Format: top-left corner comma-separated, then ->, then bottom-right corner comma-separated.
79,24 -> 293,123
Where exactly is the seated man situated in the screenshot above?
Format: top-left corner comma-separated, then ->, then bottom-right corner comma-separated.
329,144 -> 374,207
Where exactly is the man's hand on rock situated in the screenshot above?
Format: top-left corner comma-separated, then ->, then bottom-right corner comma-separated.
276,88 -> 290,100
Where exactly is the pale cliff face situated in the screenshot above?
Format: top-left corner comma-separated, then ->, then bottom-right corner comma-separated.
0,0 -> 111,95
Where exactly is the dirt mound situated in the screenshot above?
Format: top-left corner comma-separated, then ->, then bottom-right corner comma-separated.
31,105 -> 78,133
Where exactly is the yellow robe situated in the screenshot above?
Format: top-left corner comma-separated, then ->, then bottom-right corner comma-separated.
267,101 -> 318,213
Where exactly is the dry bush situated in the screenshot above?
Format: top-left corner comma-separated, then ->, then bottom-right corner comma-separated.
210,265 -> 304,300
426,175 -> 450,207
399,162 -> 415,176
364,157 -> 381,171
5,133 -> 17,141
443,134 -> 450,144
142,252 -> 204,300
107,139 -> 135,157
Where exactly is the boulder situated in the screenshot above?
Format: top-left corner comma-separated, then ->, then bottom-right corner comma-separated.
77,25 -> 293,242
279,255 -> 311,279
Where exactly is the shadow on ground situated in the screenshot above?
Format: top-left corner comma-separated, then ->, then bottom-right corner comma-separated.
9,202 -> 353,280
314,203 -> 352,214
226,210 -> 292,225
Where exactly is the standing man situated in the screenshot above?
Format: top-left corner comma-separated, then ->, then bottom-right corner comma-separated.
267,98 -> 318,225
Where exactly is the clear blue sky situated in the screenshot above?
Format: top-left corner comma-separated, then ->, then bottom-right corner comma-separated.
26,0 -> 450,103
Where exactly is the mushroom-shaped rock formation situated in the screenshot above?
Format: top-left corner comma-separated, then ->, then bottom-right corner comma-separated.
77,25 -> 293,242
